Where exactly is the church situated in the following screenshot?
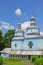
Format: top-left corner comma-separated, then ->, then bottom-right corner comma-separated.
0,16 -> 43,59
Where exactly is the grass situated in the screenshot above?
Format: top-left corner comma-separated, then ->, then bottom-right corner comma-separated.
3,58 -> 25,65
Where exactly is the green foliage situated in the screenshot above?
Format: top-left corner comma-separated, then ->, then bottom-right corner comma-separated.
0,40 -> 5,50
5,58 -> 21,62
0,56 -> 3,65
0,29 -> 15,50
4,30 -> 15,47
0,30 -> 5,51
0,30 -> 3,40
31,55 -> 39,62
34,58 -> 43,65
4,58 -> 25,65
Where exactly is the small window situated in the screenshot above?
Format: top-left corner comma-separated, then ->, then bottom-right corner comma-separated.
28,41 -> 33,48
21,39 -> 24,42
15,44 -> 17,47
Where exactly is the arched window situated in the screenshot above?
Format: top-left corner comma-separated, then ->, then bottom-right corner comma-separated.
28,41 -> 33,48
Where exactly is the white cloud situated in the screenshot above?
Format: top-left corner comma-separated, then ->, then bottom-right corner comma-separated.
21,21 -> 30,30
1,21 -> 9,26
0,26 -> 2,30
15,9 -> 22,16
40,32 -> 43,35
1,21 -> 14,30
8,26 -> 14,30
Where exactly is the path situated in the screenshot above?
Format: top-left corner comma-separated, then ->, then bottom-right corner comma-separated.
25,60 -> 34,65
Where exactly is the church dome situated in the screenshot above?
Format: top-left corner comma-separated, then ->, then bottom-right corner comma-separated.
26,16 -> 40,36
30,16 -> 36,26
14,23 -> 24,37
30,16 -> 35,21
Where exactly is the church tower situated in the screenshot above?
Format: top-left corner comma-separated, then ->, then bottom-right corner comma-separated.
14,22 -> 24,37
24,16 -> 41,50
11,22 -> 24,50
26,16 -> 40,37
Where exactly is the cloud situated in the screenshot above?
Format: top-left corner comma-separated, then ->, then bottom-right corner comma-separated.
15,9 -> 22,16
1,21 -> 9,26
1,21 -> 14,30
0,26 -> 2,30
21,21 -> 30,30
40,32 -> 43,35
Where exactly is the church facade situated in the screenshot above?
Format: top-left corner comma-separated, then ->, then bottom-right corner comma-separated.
11,16 -> 43,51
1,16 -> 43,59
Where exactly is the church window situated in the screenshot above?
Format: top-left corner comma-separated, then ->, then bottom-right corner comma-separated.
21,39 -> 24,42
15,44 -> 17,47
28,41 -> 33,48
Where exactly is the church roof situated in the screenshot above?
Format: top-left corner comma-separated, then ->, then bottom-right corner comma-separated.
15,22 -> 24,36
0,48 -> 11,54
31,16 -> 35,19
12,16 -> 42,39
1,48 -> 43,55
30,16 -> 35,21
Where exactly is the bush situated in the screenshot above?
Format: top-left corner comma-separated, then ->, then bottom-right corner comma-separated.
31,56 -> 39,62
0,56 -> 3,65
34,58 -> 43,65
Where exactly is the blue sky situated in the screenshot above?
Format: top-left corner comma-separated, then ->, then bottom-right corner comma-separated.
0,0 -> 43,34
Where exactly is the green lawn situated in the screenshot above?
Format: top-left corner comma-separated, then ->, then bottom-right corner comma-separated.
3,58 -> 25,65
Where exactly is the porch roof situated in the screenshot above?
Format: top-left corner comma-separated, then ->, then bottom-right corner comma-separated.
1,48 -> 43,55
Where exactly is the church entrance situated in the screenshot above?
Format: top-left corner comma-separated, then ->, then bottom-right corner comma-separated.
28,55 -> 31,60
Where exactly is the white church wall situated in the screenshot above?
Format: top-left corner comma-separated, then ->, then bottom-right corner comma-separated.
1,53 -> 9,58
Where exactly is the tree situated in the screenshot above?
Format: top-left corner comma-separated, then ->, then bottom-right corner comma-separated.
0,30 -> 5,51
4,30 -> 15,47
0,29 -> 15,50
0,30 -> 2,40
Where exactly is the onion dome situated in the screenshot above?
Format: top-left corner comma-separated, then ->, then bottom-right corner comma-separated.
30,16 -> 35,21
26,16 -> 40,36
30,16 -> 35,26
14,22 -> 24,37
